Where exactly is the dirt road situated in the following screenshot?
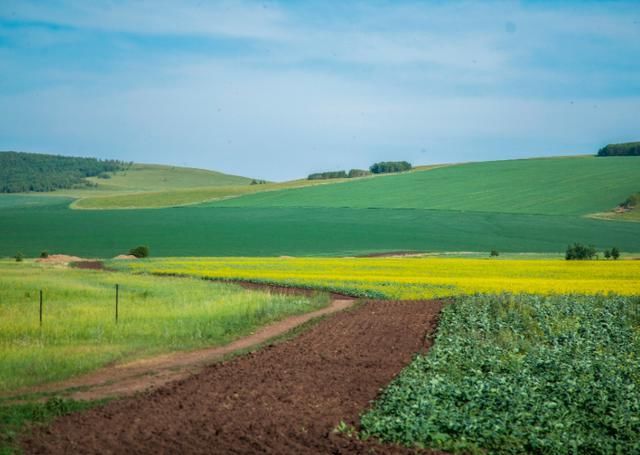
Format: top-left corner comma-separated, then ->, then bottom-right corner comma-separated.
23,300 -> 443,454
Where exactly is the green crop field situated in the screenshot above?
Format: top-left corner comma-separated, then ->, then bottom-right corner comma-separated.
361,293 -> 640,454
1,202 -> 640,257
0,260 -> 327,394
209,156 -> 640,216
1,155 -> 638,256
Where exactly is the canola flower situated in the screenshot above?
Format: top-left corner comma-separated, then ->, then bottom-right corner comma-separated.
112,257 -> 640,299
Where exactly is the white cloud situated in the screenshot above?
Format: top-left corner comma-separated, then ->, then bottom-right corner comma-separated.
1,0 -> 639,179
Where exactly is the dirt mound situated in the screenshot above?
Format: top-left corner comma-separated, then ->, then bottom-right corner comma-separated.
113,254 -> 137,260
22,300 -> 444,454
35,254 -> 84,265
73,261 -> 104,270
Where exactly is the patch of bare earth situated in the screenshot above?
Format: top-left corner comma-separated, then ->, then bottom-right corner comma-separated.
22,300 -> 444,454
35,254 -> 85,265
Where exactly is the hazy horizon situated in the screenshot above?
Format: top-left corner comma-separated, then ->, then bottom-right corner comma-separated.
1,1 -> 639,180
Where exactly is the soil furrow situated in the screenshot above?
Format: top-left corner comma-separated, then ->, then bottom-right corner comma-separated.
22,300 -> 444,454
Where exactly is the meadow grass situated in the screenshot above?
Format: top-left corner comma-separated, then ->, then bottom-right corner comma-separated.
211,156 -> 640,216
110,257 -> 640,299
0,261 -> 328,393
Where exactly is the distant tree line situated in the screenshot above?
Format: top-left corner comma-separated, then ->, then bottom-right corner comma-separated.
597,142 -> 640,157
0,151 -> 128,193
307,161 -> 411,180
369,161 -> 412,174
308,171 -> 348,180
565,243 -> 620,260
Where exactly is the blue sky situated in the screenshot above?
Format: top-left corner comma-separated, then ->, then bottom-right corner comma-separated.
1,1 -> 639,180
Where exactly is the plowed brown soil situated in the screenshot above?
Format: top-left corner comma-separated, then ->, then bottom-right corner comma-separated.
22,300 -> 444,454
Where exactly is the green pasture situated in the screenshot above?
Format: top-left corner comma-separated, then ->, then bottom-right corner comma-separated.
210,156 -> 640,216
361,293 -> 640,454
0,261 -> 327,394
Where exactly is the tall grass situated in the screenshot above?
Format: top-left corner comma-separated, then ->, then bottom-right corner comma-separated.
0,261 -> 328,393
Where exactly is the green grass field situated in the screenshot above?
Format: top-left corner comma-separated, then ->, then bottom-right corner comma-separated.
0,261 -> 327,394
209,156 -> 640,216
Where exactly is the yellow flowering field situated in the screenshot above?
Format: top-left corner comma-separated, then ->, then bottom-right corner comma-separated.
110,257 -> 640,299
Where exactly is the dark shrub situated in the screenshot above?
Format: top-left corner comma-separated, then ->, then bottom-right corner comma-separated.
565,243 -> 596,260
611,247 -> 620,260
15,252 -> 24,262
128,245 -> 149,258
40,250 -> 49,258
490,250 -> 499,257
621,193 -> 639,209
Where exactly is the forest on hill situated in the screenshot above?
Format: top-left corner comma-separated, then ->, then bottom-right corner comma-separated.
0,151 -> 127,193
597,142 -> 640,156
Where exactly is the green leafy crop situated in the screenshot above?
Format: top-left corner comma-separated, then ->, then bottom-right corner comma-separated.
361,294 -> 640,454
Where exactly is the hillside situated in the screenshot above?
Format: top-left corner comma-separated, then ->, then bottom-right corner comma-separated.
70,175 -> 359,209
1,155 -> 639,256
209,156 -> 640,217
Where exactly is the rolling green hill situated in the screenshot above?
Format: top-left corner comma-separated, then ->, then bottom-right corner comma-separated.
1,155 -> 638,256
209,156 -> 640,217
70,177 -> 356,209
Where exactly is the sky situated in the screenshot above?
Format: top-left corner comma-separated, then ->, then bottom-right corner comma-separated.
1,1 -> 639,181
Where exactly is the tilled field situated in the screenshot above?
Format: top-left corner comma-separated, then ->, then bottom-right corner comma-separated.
22,300 -> 444,454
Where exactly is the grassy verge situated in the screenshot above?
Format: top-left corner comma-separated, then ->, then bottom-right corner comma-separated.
360,294 -> 640,454
109,257 -> 640,300
0,261 -> 328,394
0,397 -> 107,454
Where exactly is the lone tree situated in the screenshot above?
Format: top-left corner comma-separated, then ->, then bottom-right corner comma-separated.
611,247 -> 620,260
129,245 -> 149,258
565,243 -> 596,260
490,249 -> 499,257
604,249 -> 611,259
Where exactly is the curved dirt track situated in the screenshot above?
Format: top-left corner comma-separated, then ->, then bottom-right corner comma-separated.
6,296 -> 355,401
23,300 -> 444,454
